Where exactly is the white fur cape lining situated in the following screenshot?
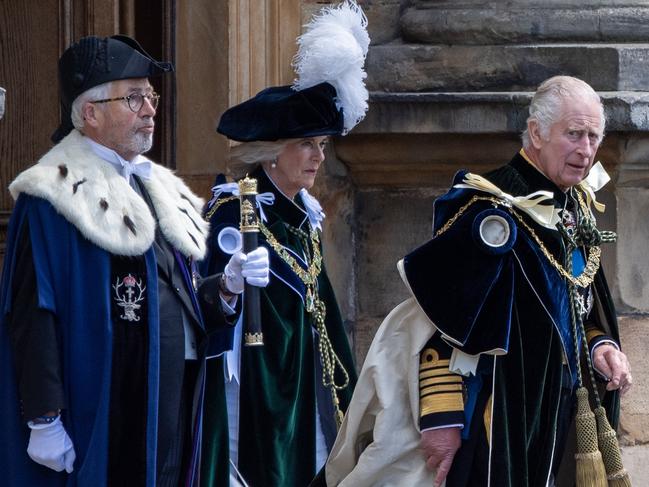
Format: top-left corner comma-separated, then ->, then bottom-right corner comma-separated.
9,130 -> 209,259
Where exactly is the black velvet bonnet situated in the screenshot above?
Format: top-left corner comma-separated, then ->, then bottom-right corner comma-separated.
52,35 -> 173,143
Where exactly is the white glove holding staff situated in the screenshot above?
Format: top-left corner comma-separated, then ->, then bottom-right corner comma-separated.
223,247 -> 270,294
27,416 -> 76,473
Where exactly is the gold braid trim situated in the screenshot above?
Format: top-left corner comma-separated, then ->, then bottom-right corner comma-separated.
510,210 -> 601,289
420,393 -> 464,415
433,195 -> 489,239
204,195 -> 238,221
259,223 -> 322,294
434,195 -> 601,288
258,221 -> 350,428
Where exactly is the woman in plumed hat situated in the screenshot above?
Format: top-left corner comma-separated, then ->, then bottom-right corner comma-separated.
200,2 -> 369,486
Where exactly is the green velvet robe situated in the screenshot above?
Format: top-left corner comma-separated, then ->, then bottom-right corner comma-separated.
485,153 -> 620,486
200,167 -> 357,487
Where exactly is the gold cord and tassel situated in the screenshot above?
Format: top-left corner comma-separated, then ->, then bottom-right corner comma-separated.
566,191 -> 631,486
434,180 -> 629,485
205,190 -> 351,427
570,282 -> 607,487
594,406 -> 632,486
570,282 -> 606,487
574,388 -> 608,487
313,298 -> 350,428
259,221 -> 350,429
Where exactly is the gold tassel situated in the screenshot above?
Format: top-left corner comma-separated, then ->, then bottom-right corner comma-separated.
574,388 -> 608,487
608,473 -> 633,487
332,390 -> 344,430
594,406 -> 632,486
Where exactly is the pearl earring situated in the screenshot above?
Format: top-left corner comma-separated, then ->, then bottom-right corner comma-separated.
271,158 -> 277,169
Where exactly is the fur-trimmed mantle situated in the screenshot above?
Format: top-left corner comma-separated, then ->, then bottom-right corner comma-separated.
9,130 -> 209,259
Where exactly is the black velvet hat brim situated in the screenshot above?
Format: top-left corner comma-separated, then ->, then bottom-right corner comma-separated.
52,35 -> 173,143
217,82 -> 344,142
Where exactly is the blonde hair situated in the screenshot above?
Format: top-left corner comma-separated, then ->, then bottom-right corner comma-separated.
228,139 -> 292,176
521,76 -> 605,147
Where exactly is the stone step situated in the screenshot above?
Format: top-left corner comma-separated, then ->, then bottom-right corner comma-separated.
401,6 -> 649,45
367,43 -> 649,92
336,90 -> 649,187
353,91 -> 649,135
411,0 -> 648,5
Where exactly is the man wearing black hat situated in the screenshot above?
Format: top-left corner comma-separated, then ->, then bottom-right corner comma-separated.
0,35 -> 269,486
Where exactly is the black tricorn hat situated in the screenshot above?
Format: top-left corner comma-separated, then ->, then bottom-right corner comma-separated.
52,35 -> 173,143
217,82 -> 344,142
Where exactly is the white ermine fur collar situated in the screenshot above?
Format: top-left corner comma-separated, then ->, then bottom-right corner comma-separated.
9,130 -> 209,259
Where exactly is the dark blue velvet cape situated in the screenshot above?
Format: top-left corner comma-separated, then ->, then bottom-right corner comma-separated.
403,167 -> 620,486
0,195 -> 162,487
404,170 -> 577,381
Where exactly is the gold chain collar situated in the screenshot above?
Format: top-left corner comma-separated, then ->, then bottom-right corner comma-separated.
258,222 -> 323,311
258,221 -> 350,427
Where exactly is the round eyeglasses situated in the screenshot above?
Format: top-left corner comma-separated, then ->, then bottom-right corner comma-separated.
90,92 -> 160,112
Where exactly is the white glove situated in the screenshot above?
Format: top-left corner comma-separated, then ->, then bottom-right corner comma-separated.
27,416 -> 76,473
241,247 -> 270,288
223,247 -> 270,294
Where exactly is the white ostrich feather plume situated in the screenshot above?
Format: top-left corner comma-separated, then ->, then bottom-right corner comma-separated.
292,0 -> 370,134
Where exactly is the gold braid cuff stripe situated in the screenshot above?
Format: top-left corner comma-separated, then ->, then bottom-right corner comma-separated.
420,380 -> 464,391
433,195 -> 601,289
421,393 -> 464,415
420,372 -> 461,383
420,360 -> 451,371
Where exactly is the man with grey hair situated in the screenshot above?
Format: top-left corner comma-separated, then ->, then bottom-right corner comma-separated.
326,76 -> 631,487
0,35 -> 269,486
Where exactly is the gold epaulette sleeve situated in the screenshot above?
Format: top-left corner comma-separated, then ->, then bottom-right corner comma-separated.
419,343 -> 464,418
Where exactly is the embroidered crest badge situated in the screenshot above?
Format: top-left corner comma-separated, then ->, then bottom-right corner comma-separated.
113,273 -> 146,322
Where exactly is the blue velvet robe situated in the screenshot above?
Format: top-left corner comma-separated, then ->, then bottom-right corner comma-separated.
0,195 -> 164,486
